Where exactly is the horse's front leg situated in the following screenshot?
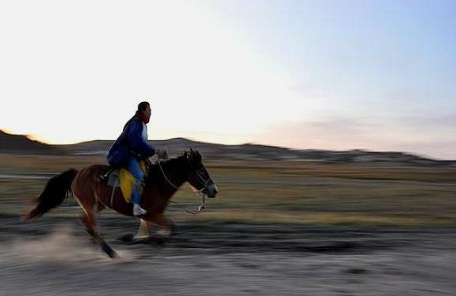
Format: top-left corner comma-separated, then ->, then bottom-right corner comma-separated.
145,213 -> 175,238
134,219 -> 151,240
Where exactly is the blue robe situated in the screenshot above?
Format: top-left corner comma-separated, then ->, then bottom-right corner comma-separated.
107,116 -> 155,168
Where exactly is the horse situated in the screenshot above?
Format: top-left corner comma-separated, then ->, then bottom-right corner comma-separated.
23,149 -> 218,258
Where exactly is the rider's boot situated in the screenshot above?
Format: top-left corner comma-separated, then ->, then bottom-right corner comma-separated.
133,203 -> 147,216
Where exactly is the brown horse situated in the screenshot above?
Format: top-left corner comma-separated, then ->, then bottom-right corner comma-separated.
23,150 -> 218,258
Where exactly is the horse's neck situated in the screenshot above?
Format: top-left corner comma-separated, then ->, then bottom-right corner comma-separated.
150,158 -> 187,192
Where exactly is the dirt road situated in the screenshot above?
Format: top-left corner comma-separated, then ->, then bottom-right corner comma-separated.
0,215 -> 456,295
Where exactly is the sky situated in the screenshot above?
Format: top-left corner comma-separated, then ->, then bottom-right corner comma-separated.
0,0 -> 455,159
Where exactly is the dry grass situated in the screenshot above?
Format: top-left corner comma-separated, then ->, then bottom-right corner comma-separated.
2,153 -> 456,226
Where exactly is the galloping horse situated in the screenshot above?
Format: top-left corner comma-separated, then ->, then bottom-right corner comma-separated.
23,150 -> 218,258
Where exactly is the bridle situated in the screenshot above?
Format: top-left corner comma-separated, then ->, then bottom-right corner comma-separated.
156,159 -> 212,214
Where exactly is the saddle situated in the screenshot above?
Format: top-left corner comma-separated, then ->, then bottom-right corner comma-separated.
98,153 -> 167,202
99,163 -> 146,203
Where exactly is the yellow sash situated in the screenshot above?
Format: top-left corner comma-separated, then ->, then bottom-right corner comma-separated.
119,160 -> 146,203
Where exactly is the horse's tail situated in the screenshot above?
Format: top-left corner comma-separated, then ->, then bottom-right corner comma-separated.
23,169 -> 78,221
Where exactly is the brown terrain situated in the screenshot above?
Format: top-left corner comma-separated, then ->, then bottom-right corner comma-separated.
1,129 -> 456,295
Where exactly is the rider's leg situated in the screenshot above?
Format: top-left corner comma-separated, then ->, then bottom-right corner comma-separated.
127,157 -> 146,216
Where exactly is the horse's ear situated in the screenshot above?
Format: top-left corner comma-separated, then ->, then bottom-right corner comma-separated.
184,150 -> 191,160
195,151 -> 202,163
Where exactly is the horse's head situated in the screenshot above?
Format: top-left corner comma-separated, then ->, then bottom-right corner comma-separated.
183,149 -> 218,198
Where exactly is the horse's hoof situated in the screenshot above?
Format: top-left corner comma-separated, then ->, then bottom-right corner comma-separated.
118,233 -> 152,244
155,237 -> 166,245
156,228 -> 172,238
117,233 -> 168,245
107,249 -> 118,258
118,233 -> 135,243
170,224 -> 178,236
101,242 -> 117,258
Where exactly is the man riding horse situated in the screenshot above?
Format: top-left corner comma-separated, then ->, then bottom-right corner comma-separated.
107,101 -> 155,216
23,101 -> 218,258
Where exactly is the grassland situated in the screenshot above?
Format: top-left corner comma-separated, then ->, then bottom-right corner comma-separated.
1,153 -> 456,227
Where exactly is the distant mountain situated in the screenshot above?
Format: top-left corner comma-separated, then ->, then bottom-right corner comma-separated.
0,130 -> 60,154
63,137 -> 455,166
1,129 -> 455,165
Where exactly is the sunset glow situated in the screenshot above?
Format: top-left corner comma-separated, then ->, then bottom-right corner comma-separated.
1,0 -> 455,159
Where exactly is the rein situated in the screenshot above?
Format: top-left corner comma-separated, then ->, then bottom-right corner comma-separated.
157,159 -> 179,190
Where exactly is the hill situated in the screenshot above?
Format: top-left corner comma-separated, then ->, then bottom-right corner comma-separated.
1,129 -> 454,165
0,130 -> 60,154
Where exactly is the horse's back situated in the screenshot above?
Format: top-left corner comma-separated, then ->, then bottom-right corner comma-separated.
72,164 -> 109,197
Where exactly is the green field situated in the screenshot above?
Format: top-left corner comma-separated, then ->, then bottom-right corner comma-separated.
1,153 -> 456,227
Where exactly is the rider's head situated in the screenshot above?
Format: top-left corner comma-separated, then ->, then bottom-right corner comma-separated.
136,101 -> 151,124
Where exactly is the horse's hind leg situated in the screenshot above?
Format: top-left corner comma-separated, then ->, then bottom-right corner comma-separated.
79,199 -> 117,258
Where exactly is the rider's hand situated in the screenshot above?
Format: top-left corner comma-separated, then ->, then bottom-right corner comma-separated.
155,149 -> 168,160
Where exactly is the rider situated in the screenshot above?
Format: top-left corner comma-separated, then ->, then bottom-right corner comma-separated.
107,101 -> 155,216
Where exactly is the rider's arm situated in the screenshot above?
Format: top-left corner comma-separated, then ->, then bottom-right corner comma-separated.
126,120 -> 155,158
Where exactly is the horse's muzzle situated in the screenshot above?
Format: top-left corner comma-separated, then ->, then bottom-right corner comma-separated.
203,183 -> 218,198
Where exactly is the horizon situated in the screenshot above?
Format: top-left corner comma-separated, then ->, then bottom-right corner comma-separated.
1,1 -> 455,159
1,128 -> 453,161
